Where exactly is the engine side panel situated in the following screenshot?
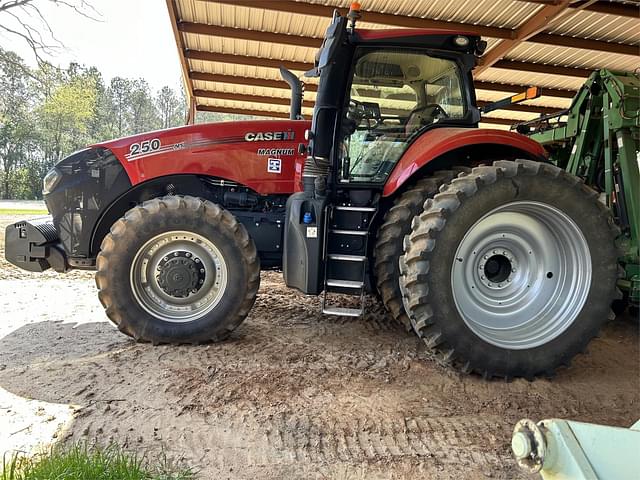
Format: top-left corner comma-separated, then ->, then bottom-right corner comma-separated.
93,120 -> 310,195
383,128 -> 548,196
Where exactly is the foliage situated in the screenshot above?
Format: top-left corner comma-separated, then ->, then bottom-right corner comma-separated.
1,443 -> 194,480
0,47 -> 187,199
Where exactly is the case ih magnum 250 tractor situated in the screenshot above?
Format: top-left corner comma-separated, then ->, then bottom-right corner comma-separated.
5,7 -> 620,379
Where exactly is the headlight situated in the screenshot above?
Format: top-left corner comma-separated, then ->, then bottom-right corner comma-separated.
454,36 -> 470,47
43,167 -> 62,195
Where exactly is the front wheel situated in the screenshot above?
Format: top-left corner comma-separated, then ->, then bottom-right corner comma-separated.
95,196 -> 260,344
400,160 -> 620,379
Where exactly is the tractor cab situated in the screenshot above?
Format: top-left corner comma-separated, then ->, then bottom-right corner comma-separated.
283,5 -> 486,309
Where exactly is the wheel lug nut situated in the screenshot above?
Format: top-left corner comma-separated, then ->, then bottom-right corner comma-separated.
200,268 -> 205,273
512,268 -> 516,272
484,255 -> 488,260
481,275 -> 486,280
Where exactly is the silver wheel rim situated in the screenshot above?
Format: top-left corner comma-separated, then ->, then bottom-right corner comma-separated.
451,201 -> 591,349
130,231 -> 228,322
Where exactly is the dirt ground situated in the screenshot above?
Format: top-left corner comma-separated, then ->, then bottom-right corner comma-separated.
1,213 -> 638,479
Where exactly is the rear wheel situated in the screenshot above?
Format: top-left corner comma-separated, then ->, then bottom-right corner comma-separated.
96,195 -> 260,344
400,160 -> 620,379
374,170 -> 459,329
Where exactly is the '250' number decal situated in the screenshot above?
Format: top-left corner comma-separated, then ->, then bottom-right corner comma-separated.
129,138 -> 161,156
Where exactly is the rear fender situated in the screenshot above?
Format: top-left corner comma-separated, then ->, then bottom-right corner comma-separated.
383,128 -> 547,197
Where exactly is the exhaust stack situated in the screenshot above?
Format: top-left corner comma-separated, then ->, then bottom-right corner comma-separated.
279,67 -> 304,120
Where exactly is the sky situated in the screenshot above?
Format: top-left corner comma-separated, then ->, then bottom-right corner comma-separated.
1,0 -> 184,93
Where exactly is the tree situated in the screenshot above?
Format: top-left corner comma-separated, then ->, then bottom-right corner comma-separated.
156,85 -> 184,129
0,0 -> 100,67
0,48 -> 34,198
37,71 -> 97,165
0,47 -> 189,199
130,79 -> 159,133
105,76 -> 132,138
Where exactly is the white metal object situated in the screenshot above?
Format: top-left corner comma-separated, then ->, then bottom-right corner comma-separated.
512,418 -> 640,479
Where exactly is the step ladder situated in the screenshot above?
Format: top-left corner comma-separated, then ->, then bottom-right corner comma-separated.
321,205 -> 377,317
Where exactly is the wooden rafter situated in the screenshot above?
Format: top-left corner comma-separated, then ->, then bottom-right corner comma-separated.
184,50 -> 593,81
196,104 -> 522,127
189,71 -> 577,99
203,0 -> 638,55
166,0 -> 196,123
194,90 -> 560,116
475,0 -> 573,75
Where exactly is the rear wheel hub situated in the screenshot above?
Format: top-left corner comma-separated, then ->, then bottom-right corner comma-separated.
156,252 -> 206,298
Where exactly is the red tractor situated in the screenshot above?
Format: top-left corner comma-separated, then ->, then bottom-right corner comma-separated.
5,7 -> 619,379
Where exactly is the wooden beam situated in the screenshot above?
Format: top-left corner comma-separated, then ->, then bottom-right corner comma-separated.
203,0 -> 638,54
532,33 -> 639,56
190,72 -> 576,99
190,71 -> 319,92
523,0 -> 640,18
476,100 -> 559,115
197,105 -> 528,127
492,59 -> 593,78
194,89 -> 558,116
185,50 -> 313,71
197,105 -> 312,120
203,0 -> 511,39
194,90 -> 315,108
572,0 -> 640,18
475,80 -> 576,98
476,0 -> 573,74
478,117 -> 521,126
178,22 -> 321,48
166,0 -> 195,124
185,50 -> 593,82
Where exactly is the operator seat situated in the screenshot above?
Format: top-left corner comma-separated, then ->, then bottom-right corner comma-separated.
404,105 -> 442,134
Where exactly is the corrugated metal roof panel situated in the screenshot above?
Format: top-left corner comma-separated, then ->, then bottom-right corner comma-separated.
313,0 -> 541,29
172,0 -> 638,122
507,43 -> 639,72
546,9 -> 640,44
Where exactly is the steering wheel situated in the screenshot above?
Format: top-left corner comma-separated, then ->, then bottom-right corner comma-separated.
348,99 -> 382,128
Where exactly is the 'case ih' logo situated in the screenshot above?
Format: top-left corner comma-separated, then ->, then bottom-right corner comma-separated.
244,131 -> 295,142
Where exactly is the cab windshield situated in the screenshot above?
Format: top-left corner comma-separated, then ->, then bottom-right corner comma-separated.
340,48 -> 467,183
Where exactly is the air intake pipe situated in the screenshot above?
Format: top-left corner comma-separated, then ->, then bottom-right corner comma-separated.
279,67 -> 303,120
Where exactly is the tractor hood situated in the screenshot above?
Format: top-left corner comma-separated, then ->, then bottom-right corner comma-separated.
92,119 -> 311,194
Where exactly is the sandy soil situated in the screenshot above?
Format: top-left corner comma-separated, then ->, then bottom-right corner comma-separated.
1,214 -> 638,479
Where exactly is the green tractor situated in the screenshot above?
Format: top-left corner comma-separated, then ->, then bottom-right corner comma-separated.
516,69 -> 640,315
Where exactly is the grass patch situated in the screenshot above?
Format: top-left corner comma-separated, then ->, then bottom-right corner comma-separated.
0,209 -> 48,216
1,444 -> 194,480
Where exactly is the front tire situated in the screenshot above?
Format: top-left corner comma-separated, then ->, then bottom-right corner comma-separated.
400,160 -> 620,379
95,195 -> 260,344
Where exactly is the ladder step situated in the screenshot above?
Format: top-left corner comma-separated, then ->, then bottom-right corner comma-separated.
322,306 -> 363,317
326,279 -> 364,289
334,206 -> 376,212
327,254 -> 366,262
329,229 -> 368,236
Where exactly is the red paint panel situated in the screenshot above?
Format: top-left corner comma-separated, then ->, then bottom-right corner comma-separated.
382,128 -> 548,197
93,120 -> 311,195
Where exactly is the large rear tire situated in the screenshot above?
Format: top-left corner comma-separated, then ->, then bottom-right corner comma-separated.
374,171 -> 459,329
400,160 -> 620,379
95,195 -> 260,344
